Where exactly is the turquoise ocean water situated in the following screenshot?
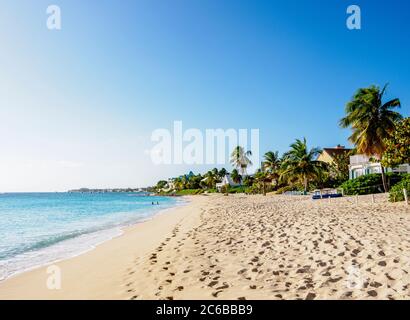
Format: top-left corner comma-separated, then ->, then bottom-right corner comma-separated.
0,192 -> 182,280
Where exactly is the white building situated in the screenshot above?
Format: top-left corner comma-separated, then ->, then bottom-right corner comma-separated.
349,154 -> 410,179
216,174 -> 242,192
166,178 -> 176,191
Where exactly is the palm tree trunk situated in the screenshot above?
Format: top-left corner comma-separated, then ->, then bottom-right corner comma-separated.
381,166 -> 388,193
303,176 -> 308,195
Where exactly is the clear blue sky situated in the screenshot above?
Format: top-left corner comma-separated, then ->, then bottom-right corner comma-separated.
0,0 -> 409,191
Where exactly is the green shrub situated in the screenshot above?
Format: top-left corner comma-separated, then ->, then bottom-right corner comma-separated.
339,173 -> 404,195
242,184 -> 259,194
228,186 -> 248,194
175,189 -> 203,195
389,174 -> 410,202
220,185 -> 229,194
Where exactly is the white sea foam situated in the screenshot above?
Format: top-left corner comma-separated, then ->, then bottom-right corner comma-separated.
0,227 -> 123,281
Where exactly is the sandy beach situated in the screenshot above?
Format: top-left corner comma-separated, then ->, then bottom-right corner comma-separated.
1,193 -> 410,300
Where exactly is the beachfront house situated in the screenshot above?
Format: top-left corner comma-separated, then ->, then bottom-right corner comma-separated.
317,145 -> 352,164
163,171 -> 195,192
216,174 -> 242,192
349,154 -> 410,179
166,178 -> 176,191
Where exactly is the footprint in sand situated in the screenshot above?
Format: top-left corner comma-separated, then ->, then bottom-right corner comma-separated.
237,268 -> 247,275
212,291 -> 223,297
208,280 -> 219,287
368,290 -> 378,297
216,283 -> 229,290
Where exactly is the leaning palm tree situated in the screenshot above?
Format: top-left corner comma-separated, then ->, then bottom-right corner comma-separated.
280,138 -> 324,194
339,84 -> 402,192
230,146 -> 252,176
263,151 -> 281,186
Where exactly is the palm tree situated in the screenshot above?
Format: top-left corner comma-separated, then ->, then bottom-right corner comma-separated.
280,138 -> 324,194
218,168 -> 227,179
174,177 -> 184,191
230,169 -> 242,184
202,170 -> 218,189
242,175 -> 254,187
230,146 -> 252,176
263,151 -> 281,186
254,170 -> 270,196
181,175 -> 188,189
339,84 -> 402,191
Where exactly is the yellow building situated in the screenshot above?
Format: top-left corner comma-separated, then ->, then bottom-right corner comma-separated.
318,145 -> 352,164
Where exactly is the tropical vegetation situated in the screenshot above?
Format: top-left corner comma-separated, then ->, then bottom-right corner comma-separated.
339,84 -> 402,192
382,117 -> 410,168
340,173 -> 404,196
389,174 -> 410,202
152,84 -> 408,202
280,138 -> 325,194
230,146 -> 252,176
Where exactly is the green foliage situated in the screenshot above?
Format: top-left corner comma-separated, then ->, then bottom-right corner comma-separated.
280,138 -> 324,192
186,174 -> 202,189
242,175 -> 254,187
218,168 -> 227,179
156,180 -> 168,190
253,170 -> 271,195
201,170 -> 219,189
339,84 -> 402,192
228,186 -> 248,194
389,174 -> 410,202
339,84 -> 402,156
230,169 -> 242,184
382,118 -> 410,168
219,185 -> 248,194
245,184 -> 261,194
220,185 -> 229,194
329,152 -> 352,184
340,173 -> 404,195
175,189 -> 204,195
